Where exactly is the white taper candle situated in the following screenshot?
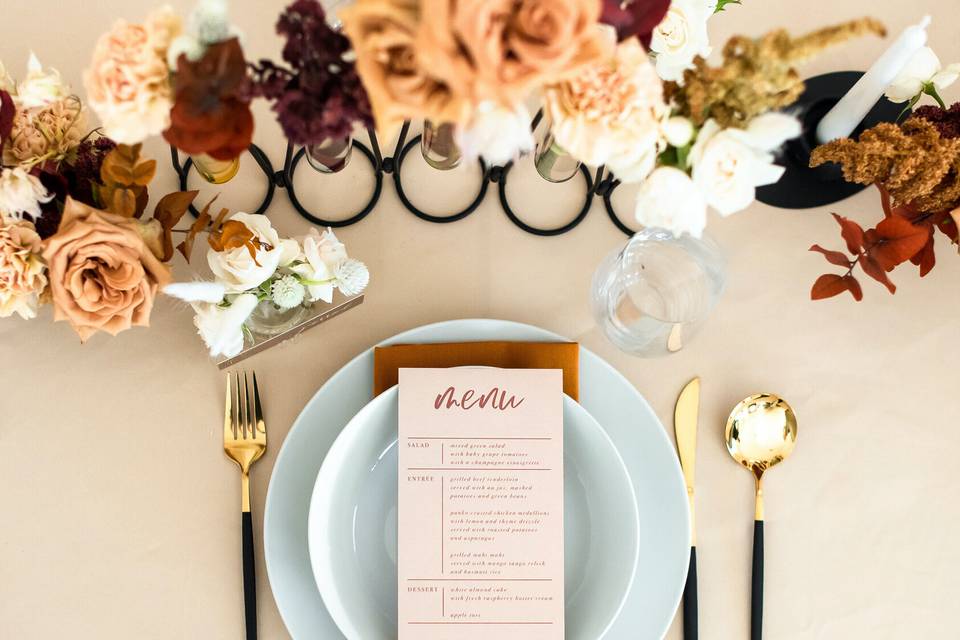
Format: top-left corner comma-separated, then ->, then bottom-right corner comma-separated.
816,16 -> 930,144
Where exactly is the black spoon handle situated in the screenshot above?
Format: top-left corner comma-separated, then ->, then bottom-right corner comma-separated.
751,520 -> 764,640
242,511 -> 258,640
683,546 -> 698,639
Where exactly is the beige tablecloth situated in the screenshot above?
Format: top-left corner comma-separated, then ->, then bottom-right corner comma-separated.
2,1 -> 959,638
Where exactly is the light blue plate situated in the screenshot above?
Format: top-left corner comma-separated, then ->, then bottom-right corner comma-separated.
264,319 -> 689,639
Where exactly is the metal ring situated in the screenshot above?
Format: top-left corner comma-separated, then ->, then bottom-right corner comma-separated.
393,134 -> 488,224
498,162 -> 594,236
284,140 -> 383,227
172,144 -> 276,218
602,180 -> 637,237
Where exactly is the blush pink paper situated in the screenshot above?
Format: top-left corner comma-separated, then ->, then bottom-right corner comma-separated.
398,367 -> 565,640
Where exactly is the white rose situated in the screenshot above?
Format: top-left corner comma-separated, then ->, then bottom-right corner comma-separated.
0,167 -> 54,220
886,47 -> 960,103
634,167 -> 708,238
191,293 -> 258,358
650,0 -> 712,83
16,53 -> 68,109
689,116 -> 798,216
207,212 -> 299,293
290,227 -> 347,303
456,101 -> 535,166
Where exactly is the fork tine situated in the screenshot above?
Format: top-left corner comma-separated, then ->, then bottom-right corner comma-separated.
224,372 -> 233,443
252,371 -> 266,443
243,370 -> 250,439
233,370 -> 242,440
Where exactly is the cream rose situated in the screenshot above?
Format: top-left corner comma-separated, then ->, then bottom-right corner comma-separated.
689,114 -> 800,216
41,198 -> 171,341
885,46 -> 960,103
83,8 -> 181,144
650,0 -> 712,82
207,213 -> 299,293
290,227 -> 347,303
634,167 -> 708,238
0,216 -> 47,319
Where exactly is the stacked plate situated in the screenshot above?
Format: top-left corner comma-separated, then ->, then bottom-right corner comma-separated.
264,319 -> 690,639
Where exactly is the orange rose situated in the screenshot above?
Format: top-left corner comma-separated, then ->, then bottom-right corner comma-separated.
421,0 -> 611,106
341,0 -> 469,134
42,198 -> 170,341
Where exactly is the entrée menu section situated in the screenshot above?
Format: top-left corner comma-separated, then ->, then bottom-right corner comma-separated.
398,368 -> 564,640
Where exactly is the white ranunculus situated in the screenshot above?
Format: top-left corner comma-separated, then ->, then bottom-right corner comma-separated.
191,293 -> 258,358
290,227 -> 347,303
634,167 -> 708,238
689,116 -> 799,216
207,212 -> 299,293
163,281 -> 227,304
885,47 -> 960,103
456,101 -> 535,166
16,53 -> 68,109
0,167 -> 53,219
663,116 -> 695,148
650,0 -> 712,82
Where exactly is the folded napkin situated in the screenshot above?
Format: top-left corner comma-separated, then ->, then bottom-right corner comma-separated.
373,341 -> 579,400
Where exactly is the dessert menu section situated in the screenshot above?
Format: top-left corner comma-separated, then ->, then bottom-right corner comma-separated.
398,367 -> 564,640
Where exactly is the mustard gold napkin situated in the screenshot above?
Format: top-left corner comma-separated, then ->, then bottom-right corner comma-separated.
373,341 -> 579,401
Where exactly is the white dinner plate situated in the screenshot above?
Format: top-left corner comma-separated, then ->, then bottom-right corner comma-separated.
308,387 -> 640,640
264,319 -> 689,639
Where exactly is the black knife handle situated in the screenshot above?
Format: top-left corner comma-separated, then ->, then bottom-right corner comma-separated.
751,520 -> 764,640
683,546 -> 698,639
242,511 -> 258,640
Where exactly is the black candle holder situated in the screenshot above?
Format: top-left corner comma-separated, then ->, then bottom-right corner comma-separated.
756,71 -> 903,209
169,114 -> 627,237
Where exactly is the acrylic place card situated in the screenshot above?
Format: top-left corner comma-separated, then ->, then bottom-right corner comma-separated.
398,367 -> 565,639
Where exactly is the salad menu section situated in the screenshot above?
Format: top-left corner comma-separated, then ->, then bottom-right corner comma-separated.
397,367 -> 565,639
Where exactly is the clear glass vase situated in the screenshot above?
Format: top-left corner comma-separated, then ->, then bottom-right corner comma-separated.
191,153 -> 240,184
421,120 -> 462,170
244,299 -> 312,338
534,131 -> 580,183
591,228 -> 726,357
306,135 -> 353,173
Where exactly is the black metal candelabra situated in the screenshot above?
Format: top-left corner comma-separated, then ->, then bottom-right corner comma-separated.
170,111 -> 638,238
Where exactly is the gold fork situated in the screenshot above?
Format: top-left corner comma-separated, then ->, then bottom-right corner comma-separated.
224,371 -> 267,640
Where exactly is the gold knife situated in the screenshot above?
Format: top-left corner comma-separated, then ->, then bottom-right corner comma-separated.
675,377 -> 700,640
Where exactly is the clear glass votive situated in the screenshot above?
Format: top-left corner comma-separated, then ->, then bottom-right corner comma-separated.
191,153 -> 241,184
534,131 -> 581,183
591,228 -> 726,356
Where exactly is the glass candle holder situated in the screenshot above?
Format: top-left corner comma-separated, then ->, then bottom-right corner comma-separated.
421,120 -> 462,170
306,135 -> 353,173
191,153 -> 241,184
245,299 -> 312,338
534,131 -> 581,183
591,228 -> 726,356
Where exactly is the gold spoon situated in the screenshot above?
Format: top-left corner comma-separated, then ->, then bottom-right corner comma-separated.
725,394 -> 798,640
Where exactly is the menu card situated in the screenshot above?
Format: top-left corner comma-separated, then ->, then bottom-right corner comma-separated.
398,367 -> 565,639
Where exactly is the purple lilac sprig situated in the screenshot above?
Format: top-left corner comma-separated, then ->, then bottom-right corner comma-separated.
249,0 -> 373,146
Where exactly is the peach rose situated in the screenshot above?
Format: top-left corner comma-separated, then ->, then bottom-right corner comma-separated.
341,0 -> 469,134
0,216 -> 47,319
42,198 -> 171,341
421,0 -> 611,106
83,8 -> 181,144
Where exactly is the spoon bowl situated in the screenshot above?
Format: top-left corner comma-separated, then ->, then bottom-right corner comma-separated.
724,393 -> 797,640
725,394 -> 798,481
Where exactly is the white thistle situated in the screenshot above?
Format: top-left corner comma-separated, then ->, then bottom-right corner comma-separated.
271,274 -> 305,309
335,259 -> 369,297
